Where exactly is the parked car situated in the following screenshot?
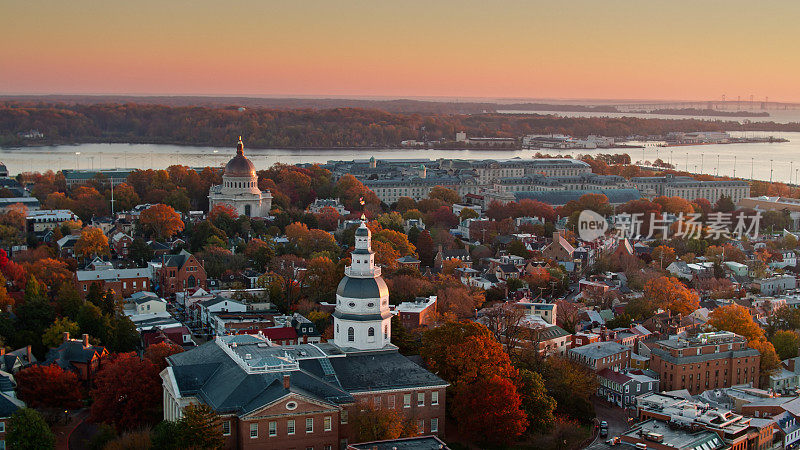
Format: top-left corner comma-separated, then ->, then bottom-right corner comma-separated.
599,421 -> 608,437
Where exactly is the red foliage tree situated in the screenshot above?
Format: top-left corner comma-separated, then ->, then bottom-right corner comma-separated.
90,353 -> 162,430
15,364 -> 83,409
143,342 -> 185,372
452,375 -> 527,446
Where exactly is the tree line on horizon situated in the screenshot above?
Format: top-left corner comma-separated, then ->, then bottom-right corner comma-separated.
3,101 -> 799,148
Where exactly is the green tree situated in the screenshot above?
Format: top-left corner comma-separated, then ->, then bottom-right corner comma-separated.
7,408 -> 55,450
129,238 -> 155,266
42,317 -> 80,348
771,330 -> 800,361
516,369 -> 556,433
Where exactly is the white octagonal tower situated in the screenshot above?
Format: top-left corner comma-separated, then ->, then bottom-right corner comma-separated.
333,219 -> 392,351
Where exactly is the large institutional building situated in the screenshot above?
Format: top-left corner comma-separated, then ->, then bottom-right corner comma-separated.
161,220 -> 447,449
208,138 -> 272,218
650,331 -> 760,395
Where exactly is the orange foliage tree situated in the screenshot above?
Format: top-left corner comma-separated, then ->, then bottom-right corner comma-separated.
350,403 -> 419,443
643,276 -> 699,315
74,226 -> 111,259
138,204 -> 184,240
24,258 -> 73,290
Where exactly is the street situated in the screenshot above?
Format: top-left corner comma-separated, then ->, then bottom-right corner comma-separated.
585,398 -> 631,449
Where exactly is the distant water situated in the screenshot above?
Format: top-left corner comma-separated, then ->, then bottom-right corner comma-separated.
498,109 -> 800,124
1,131 -> 798,183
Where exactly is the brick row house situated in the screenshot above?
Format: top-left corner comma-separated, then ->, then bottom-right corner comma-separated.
156,250 -> 207,297
161,221 -> 447,449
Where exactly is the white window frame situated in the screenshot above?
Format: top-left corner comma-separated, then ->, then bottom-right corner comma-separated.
431,391 -> 439,406
269,421 -> 277,437
417,392 -> 425,407
404,394 -> 411,408
388,395 -> 395,409
431,418 -> 438,433
306,417 -> 314,433
250,423 -> 258,439
222,420 -> 230,436
324,416 -> 332,431
341,410 -> 348,424
288,419 -> 295,435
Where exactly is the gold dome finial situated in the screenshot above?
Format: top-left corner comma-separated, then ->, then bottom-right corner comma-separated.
236,136 -> 244,155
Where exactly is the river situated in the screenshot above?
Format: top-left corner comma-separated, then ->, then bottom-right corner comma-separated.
1,131 -> 798,184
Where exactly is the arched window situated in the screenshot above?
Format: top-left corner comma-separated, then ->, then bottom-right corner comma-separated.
347,327 -> 354,342
187,275 -> 196,288
367,327 -> 375,343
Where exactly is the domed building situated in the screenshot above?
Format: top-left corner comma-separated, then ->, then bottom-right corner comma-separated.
333,218 -> 392,350
208,137 -> 272,217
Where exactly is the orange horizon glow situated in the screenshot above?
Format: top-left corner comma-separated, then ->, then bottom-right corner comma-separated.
2,1 -> 800,102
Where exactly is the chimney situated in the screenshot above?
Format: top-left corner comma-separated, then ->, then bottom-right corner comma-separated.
63,332 -> 71,343
26,345 -> 32,363
82,334 -> 90,347
789,359 -> 796,372
283,374 -> 290,390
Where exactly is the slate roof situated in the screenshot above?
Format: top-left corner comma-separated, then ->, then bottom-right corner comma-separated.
0,392 -> 24,418
348,436 -> 450,450
569,341 -> 628,360
167,337 -> 447,417
43,340 -> 107,370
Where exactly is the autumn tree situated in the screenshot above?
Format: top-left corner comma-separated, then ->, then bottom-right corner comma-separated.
23,258 -> 72,291
416,230 -> 434,267
434,280 -> 484,320
481,302 -> 526,352
351,403 -> 419,442
303,256 -> 340,303
428,186 -> 460,204
180,403 -> 225,450
643,276 -> 699,316
15,364 -> 83,410
112,182 -> 140,212
420,321 -> 516,386
771,330 -> 800,361
452,375 -> 527,446
650,245 -> 676,268
91,353 -> 162,430
708,304 -> 765,342
138,204 -> 185,240
75,226 -> 111,259
144,342 -> 185,372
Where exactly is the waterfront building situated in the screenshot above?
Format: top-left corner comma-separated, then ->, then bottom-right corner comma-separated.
631,174 -> 750,203
208,138 -> 272,218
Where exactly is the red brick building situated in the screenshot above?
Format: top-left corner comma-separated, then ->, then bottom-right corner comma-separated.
650,331 -> 760,394
75,261 -> 151,300
110,231 -> 134,258
156,250 -> 207,297
395,296 -> 437,330
43,333 -> 108,383
567,341 -> 631,372
162,335 -> 448,450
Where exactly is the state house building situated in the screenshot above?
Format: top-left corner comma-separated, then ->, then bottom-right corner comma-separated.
161,220 -> 448,449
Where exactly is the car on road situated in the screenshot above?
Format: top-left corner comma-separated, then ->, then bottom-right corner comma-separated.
599,421 -> 608,437
605,437 -> 620,446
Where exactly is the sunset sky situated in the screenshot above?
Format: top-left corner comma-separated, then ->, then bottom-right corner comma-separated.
3,0 -> 799,102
